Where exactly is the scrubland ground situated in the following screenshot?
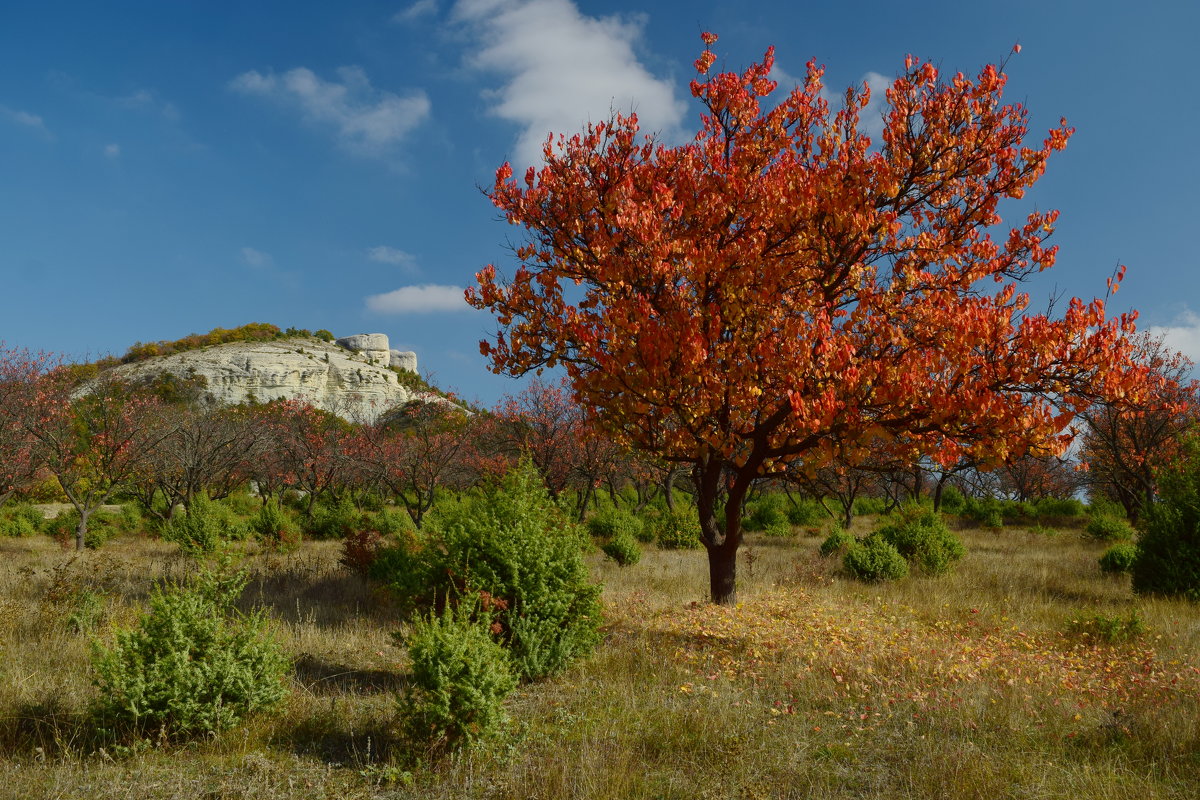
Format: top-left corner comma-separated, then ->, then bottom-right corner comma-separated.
1,521 -> 1197,800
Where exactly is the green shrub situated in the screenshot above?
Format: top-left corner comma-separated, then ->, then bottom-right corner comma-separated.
1099,542 -> 1138,574
373,507 -> 416,537
45,509 -> 121,549
1132,436 -> 1200,601
249,500 -> 301,553
1085,514 -> 1135,542
374,461 -> 602,681
785,498 -> 824,527
762,520 -> 795,538
743,494 -> 789,532
875,506 -> 965,576
401,603 -> 517,752
851,496 -> 890,516
653,509 -> 703,550
601,529 -> 642,566
938,486 -> 966,514
1067,610 -> 1146,643
90,567 -> 289,741
843,536 -> 908,582
819,528 -> 853,557
1034,497 -> 1085,519
0,503 -> 43,537
307,496 -> 364,540
161,495 -> 227,554
586,508 -> 647,543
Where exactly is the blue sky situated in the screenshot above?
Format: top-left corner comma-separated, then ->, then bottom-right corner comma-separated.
2,0 -> 1197,407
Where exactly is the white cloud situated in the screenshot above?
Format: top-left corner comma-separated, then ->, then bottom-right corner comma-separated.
368,246 -> 417,268
104,143 -> 121,159
1,106 -> 48,132
230,66 -> 431,155
393,0 -> 438,23
452,0 -> 686,167
1146,309 -> 1200,365
366,284 -> 469,313
857,71 -> 891,142
241,247 -> 274,268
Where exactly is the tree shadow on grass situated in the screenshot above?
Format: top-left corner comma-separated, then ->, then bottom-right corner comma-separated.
292,653 -> 409,696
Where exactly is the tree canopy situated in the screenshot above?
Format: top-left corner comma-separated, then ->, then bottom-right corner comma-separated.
469,34 -> 1149,604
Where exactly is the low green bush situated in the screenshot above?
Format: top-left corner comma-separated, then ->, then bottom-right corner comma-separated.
937,486 -> 966,514
249,500 -> 301,553
1132,436 -> 1200,601
0,503 -> 43,537
843,535 -> 908,582
401,603 -> 517,752
307,496 -> 364,540
1066,610 -> 1146,643
851,496 -> 890,516
875,506 -> 965,576
1099,543 -> 1138,574
586,509 -> 647,543
162,494 -> 233,555
1085,515 -> 1135,542
1034,497 -> 1085,518
743,494 -> 789,532
761,520 -> 795,538
819,528 -> 853,557
373,461 -> 602,682
601,529 -> 642,566
90,567 -> 289,741
785,498 -> 824,527
653,509 -> 703,550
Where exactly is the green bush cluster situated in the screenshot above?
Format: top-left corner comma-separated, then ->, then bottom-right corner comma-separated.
90,567 -> 290,741
601,529 -> 642,566
653,509 -> 703,549
373,462 -> 602,682
851,496 -> 890,516
1099,543 -> 1138,574
307,496 -> 366,540
1066,610 -> 1146,643
1085,514 -> 1135,543
401,603 -> 518,752
0,503 -> 43,537
875,507 -> 966,576
249,499 -> 301,553
162,494 -> 245,555
785,498 -> 824,527
742,494 -> 789,532
586,508 -> 649,543
819,527 -> 854,557
843,535 -> 908,582
1132,436 -> 1200,601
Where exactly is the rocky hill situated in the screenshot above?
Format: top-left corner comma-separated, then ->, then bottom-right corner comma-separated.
101,332 -> 429,421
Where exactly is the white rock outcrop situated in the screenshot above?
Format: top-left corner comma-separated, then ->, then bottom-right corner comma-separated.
105,335 -> 426,422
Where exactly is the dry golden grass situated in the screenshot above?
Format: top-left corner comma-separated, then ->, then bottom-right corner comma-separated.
1,520 -> 1197,799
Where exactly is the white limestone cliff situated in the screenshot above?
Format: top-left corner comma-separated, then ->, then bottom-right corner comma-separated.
103,333 -> 427,422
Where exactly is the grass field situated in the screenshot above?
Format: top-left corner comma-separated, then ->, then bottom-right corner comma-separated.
1,519 -> 1197,799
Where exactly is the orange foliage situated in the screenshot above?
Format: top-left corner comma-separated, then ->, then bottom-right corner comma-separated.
468,34 -> 1149,602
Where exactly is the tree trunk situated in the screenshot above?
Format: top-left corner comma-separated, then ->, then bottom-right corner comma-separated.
706,539 -> 738,606
75,507 -> 91,551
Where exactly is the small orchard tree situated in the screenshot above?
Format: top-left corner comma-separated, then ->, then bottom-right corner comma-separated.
1079,335 -> 1199,521
30,376 -> 167,550
469,34 -> 1146,604
0,345 -> 52,507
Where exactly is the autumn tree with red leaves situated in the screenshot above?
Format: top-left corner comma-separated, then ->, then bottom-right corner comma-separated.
1079,335 -> 1199,520
29,376 -> 167,550
0,346 -> 53,507
469,34 -> 1146,604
